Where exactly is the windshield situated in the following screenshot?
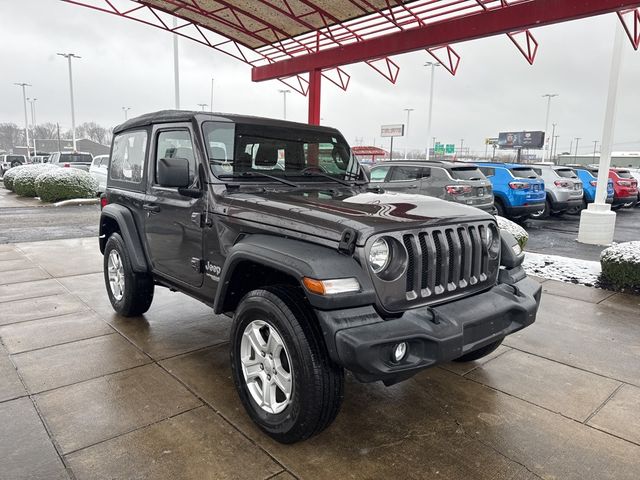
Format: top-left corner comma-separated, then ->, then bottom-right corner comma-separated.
555,168 -> 578,178
509,167 -> 538,179
202,121 -> 362,183
450,167 -> 484,181
616,170 -> 632,179
60,153 -> 92,163
7,155 -> 24,161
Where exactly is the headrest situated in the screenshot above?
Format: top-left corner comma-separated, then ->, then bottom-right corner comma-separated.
255,144 -> 278,167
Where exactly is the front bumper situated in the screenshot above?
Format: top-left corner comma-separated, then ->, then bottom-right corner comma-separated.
315,274 -> 541,384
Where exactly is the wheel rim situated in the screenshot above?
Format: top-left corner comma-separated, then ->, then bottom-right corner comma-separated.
107,250 -> 125,301
240,319 -> 293,414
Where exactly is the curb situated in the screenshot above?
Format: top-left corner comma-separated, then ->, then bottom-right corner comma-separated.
54,198 -> 100,207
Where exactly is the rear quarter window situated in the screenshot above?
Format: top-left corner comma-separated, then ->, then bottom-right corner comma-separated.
109,130 -> 148,185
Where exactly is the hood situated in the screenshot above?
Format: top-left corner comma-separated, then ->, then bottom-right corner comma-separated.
223,187 -> 492,245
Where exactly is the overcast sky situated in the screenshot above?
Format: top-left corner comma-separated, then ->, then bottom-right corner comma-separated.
1,0 -> 639,155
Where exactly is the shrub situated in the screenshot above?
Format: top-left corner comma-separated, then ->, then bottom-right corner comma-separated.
496,215 -> 528,250
3,165 -> 31,192
35,168 -> 98,202
600,242 -> 640,292
13,164 -> 58,197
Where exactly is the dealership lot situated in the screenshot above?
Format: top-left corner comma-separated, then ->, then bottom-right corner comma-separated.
1,238 -> 639,479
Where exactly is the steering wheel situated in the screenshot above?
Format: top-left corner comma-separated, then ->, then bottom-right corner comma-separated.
299,166 -> 328,174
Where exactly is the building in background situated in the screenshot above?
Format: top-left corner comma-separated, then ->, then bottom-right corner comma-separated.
12,138 -> 110,158
557,152 -> 640,169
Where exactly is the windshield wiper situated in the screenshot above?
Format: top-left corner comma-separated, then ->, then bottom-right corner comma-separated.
219,171 -> 299,188
291,171 -> 361,187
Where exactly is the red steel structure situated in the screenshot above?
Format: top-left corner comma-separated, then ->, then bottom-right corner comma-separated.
63,0 -> 640,125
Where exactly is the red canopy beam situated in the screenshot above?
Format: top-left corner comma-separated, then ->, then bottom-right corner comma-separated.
252,0 -> 640,82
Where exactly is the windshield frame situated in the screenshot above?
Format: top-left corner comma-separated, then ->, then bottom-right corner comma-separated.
201,120 -> 364,185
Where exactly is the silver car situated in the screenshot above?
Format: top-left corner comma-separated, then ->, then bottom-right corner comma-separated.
89,154 -> 109,193
530,164 -> 583,218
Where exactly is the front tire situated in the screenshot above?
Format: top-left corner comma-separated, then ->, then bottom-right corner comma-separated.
103,233 -> 154,316
454,338 -> 503,362
230,286 -> 344,444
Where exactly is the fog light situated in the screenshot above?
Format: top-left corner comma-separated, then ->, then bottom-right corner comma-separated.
393,342 -> 407,362
512,243 -> 523,256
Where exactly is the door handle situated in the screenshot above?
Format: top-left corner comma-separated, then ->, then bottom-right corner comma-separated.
143,203 -> 160,213
406,185 -> 418,189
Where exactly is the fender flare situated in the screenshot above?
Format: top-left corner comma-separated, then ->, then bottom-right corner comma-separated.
213,234 -> 376,313
99,204 -> 149,273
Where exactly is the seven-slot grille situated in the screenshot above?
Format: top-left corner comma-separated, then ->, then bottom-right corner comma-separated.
402,223 -> 493,301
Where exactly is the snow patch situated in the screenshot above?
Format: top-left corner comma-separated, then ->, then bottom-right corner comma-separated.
600,241 -> 640,266
523,251 -> 601,287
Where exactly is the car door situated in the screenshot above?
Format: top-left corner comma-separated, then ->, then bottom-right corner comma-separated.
143,124 -> 204,288
380,165 -> 421,192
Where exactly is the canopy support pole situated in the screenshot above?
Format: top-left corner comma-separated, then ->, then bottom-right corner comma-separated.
308,69 -> 321,125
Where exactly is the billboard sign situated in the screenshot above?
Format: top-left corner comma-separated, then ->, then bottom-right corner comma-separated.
498,131 -> 545,149
381,124 -> 404,137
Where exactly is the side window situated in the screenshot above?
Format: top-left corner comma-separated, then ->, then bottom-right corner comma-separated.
420,167 -> 431,178
370,166 -> 390,182
156,130 -> 196,184
389,166 -> 420,181
110,130 -> 147,184
532,168 -> 542,176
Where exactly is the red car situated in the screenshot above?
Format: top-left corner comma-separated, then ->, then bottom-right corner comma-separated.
609,168 -> 638,208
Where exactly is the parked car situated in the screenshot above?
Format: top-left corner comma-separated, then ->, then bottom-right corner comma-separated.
48,151 -> 93,171
608,168 -> 638,208
0,154 -> 27,174
89,154 -> 109,193
30,155 -> 50,164
369,160 -> 495,213
565,167 -> 614,213
530,164 -> 583,218
629,169 -> 640,206
98,110 -> 540,443
475,162 -> 545,219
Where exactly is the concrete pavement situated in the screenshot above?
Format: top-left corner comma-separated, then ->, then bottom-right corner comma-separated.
0,239 -> 639,479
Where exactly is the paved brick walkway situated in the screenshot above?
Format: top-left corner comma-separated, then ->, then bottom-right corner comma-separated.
1,239 -> 639,479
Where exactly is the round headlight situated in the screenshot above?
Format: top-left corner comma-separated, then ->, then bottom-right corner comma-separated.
483,226 -> 494,249
369,238 -> 390,274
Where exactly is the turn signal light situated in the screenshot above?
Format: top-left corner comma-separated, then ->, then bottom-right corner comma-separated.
100,195 -> 108,209
303,277 -> 360,295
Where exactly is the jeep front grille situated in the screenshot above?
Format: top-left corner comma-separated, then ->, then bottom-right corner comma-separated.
367,221 -> 499,312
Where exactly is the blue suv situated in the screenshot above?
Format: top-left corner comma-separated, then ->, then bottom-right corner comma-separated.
476,163 -> 545,219
569,167 -> 614,212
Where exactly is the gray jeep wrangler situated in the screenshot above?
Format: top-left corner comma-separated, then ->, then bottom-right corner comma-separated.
99,111 -> 541,443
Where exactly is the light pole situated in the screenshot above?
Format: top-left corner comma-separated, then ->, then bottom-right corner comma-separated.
592,140 -> 599,159
197,103 -> 208,111
542,94 -> 559,161
28,97 -> 37,153
210,77 -> 214,112
403,108 -> 414,159
57,53 -> 81,151
173,16 -> 180,109
549,123 -> 557,161
553,135 -> 560,160
459,138 -> 465,159
15,83 -> 32,158
278,89 -> 291,119
574,137 -> 581,162
424,62 -> 441,160
122,107 -> 131,121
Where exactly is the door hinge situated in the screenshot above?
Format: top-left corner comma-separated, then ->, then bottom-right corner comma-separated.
191,212 -> 213,228
191,257 -> 204,273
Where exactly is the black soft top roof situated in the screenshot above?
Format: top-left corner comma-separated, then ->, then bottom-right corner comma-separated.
113,110 -> 341,136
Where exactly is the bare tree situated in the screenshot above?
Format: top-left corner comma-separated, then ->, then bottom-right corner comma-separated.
0,123 -> 24,151
76,122 -> 109,145
33,123 -> 59,140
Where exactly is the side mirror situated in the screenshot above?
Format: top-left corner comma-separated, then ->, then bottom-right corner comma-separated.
157,157 -> 190,188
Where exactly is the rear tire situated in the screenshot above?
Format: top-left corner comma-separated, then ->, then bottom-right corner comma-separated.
230,285 -> 344,444
454,338 -> 503,362
494,200 -> 506,217
103,233 -> 154,316
530,199 -> 550,219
